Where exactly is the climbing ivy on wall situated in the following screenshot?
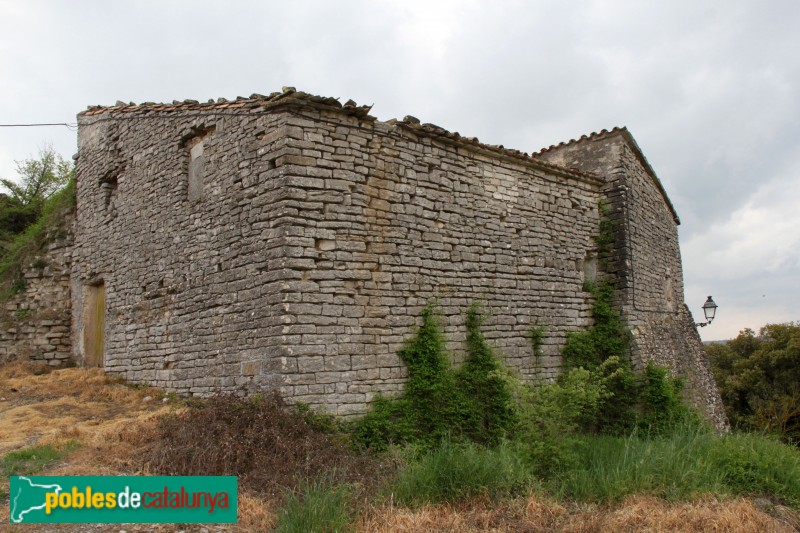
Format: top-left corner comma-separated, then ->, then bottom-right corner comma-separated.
557,198 -> 697,434
529,325 -> 546,357
353,301 -> 518,450
594,199 -> 616,269
458,303 -> 519,445
562,281 -> 631,370
354,199 -> 700,449
563,200 -> 631,370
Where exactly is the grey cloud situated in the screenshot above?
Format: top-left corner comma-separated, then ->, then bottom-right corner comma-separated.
1,0 -> 798,340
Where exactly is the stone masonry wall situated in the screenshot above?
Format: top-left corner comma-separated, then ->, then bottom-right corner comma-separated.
616,142 -> 727,427
535,130 -> 728,428
73,93 -> 727,427
73,106 -> 299,393
0,217 -> 74,367
73,94 -> 606,415
273,108 -> 603,414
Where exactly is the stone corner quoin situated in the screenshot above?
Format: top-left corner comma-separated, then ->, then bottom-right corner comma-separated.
2,88 -> 727,430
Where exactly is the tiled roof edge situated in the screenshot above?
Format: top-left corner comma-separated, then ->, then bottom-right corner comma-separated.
533,127 -> 680,224
78,88 -> 603,185
78,87 -> 375,120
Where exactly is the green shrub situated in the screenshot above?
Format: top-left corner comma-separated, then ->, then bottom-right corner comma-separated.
397,302 -> 468,445
517,360 -> 623,474
591,356 -> 639,434
517,373 -> 593,475
562,281 -> 631,370
351,395 -> 414,452
708,322 -> 800,444
275,478 -> 352,533
0,178 -> 76,299
392,440 -> 533,505
638,363 -> 700,435
709,431 -> 800,507
0,200 -> 39,238
352,302 -> 463,449
354,302 -> 517,450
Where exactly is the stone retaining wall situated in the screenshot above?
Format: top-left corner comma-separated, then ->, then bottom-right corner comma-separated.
0,220 -> 74,367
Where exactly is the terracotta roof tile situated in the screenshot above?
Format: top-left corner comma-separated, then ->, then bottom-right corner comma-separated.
531,127 -> 627,157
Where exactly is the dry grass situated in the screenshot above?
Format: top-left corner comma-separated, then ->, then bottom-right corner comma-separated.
0,362 -> 170,458
0,361 -> 174,525
237,491 -> 277,532
358,494 -> 800,532
3,361 -> 799,532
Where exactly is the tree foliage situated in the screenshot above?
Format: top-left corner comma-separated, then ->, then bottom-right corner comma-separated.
708,323 -> 800,444
1,146 -> 73,208
0,147 -> 73,254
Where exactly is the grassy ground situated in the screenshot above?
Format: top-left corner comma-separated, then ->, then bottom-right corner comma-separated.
1,362 -> 798,532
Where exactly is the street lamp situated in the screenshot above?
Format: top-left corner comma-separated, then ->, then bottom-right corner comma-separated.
696,296 -> 718,328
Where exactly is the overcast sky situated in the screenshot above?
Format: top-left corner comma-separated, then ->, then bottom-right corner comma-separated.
1,0 -> 797,340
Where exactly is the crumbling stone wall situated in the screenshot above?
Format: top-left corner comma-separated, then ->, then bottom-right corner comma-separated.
0,218 -> 74,366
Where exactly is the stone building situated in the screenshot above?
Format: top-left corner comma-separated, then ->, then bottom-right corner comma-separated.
5,88 -> 726,427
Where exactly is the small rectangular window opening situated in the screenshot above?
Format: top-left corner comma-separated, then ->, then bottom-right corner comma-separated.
101,174 -> 119,211
184,127 -> 215,201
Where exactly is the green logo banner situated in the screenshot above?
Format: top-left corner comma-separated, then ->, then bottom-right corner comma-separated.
9,476 -> 237,524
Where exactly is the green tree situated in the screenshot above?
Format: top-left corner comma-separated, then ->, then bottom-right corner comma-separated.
0,146 -> 73,253
1,146 -> 73,209
708,323 -> 800,444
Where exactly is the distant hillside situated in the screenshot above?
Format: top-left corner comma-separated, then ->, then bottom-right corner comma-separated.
703,339 -> 730,346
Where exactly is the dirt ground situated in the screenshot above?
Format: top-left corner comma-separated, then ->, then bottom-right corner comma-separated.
1,362 -> 798,532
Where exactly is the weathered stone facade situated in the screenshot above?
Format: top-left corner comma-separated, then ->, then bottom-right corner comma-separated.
66,89 -> 726,427
535,131 -> 727,426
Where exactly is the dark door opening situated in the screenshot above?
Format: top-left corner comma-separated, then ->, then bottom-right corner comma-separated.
83,282 -> 105,368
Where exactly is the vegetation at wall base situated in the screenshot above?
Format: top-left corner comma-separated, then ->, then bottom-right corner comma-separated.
457,303 -> 519,445
133,204 -> 800,524
384,427 -> 800,510
138,393 -> 386,499
352,301 -> 519,451
2,155 -> 795,525
562,280 -> 632,371
391,440 -> 534,506
551,426 -> 800,507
